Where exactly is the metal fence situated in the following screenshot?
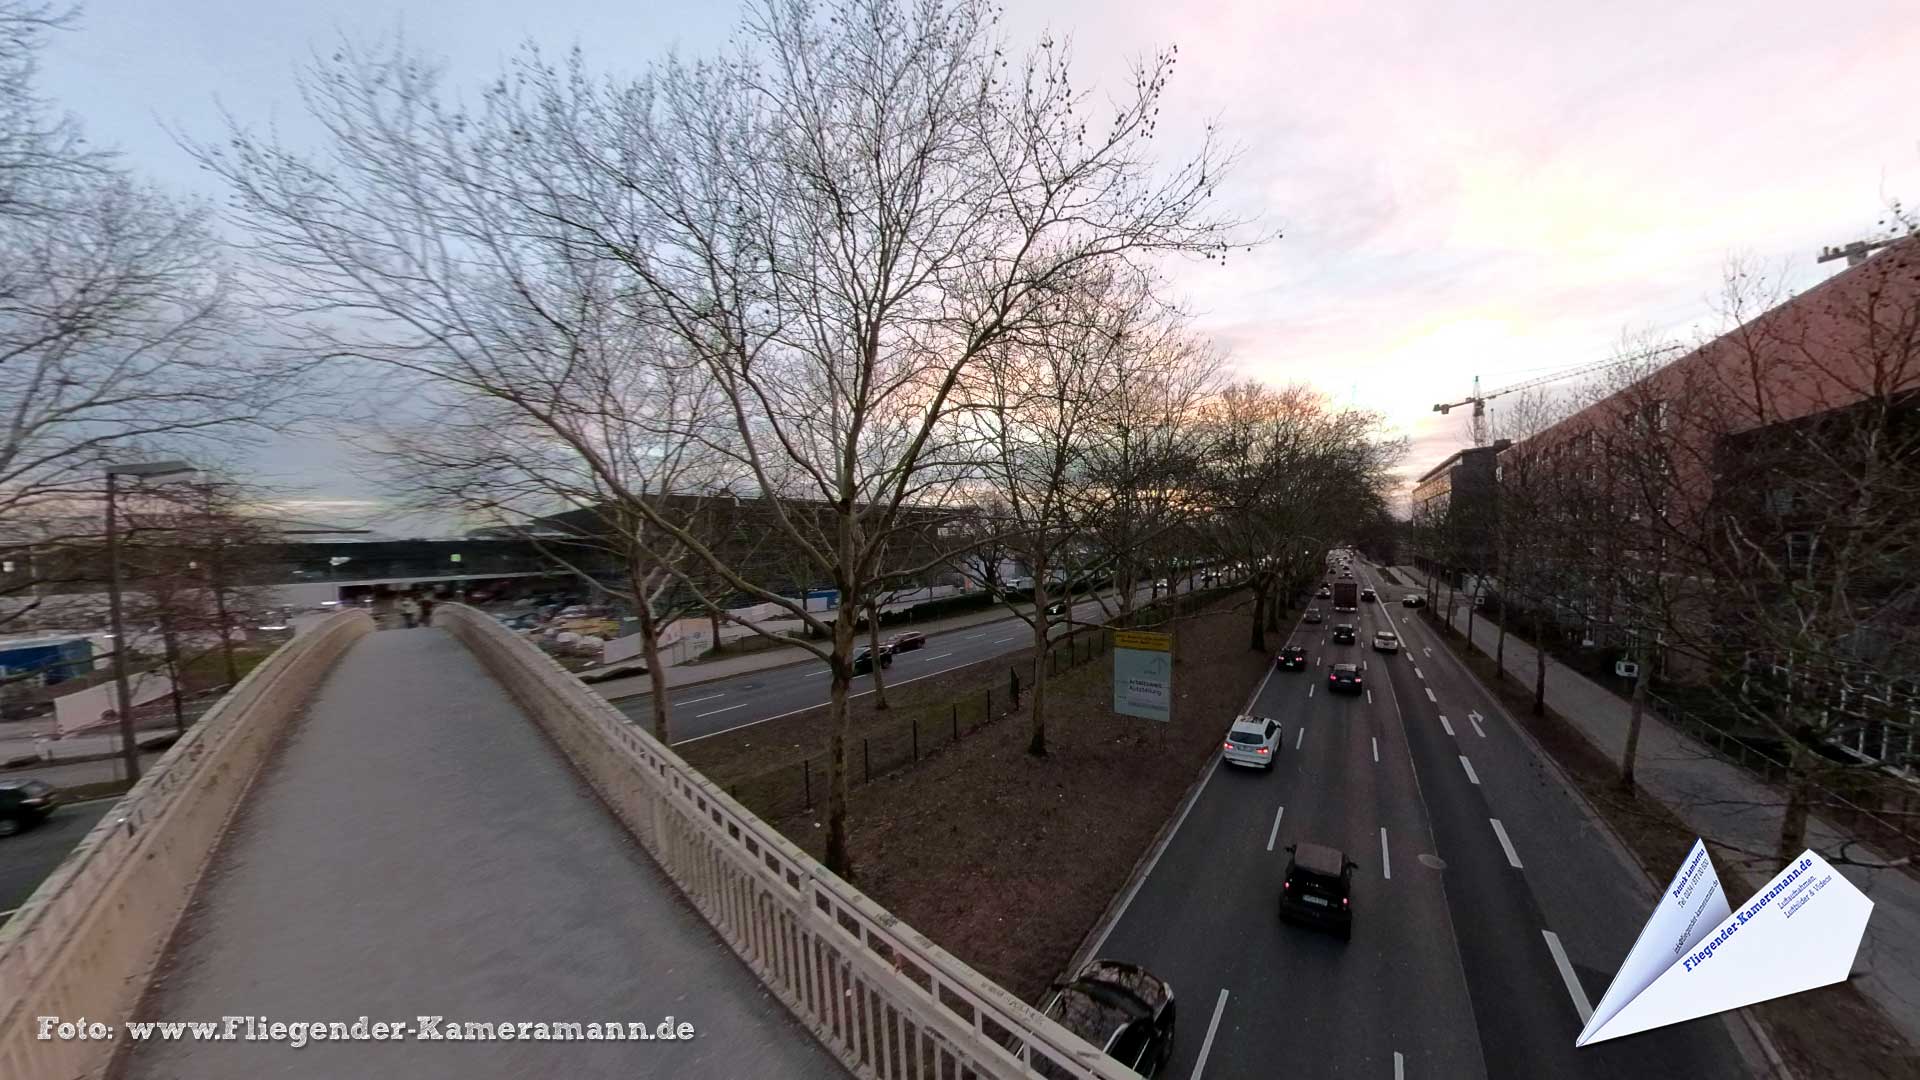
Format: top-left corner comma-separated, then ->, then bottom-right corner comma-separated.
440,604 -> 1138,1080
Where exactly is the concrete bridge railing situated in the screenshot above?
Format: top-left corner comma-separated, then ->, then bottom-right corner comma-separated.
440,604 -> 1132,1080
0,611 -> 374,1080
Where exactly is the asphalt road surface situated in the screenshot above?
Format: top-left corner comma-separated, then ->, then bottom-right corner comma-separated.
619,588 -> 1153,745
0,796 -> 117,919
1086,560 -> 1758,1079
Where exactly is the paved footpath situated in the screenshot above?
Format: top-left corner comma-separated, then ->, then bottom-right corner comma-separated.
123,627 -> 841,1080
1391,563 -> 1920,1050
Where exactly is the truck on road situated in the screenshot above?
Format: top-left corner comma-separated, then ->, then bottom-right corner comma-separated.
1332,581 -> 1358,612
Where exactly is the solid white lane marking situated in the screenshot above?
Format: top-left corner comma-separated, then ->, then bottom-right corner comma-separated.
1189,990 -> 1229,1080
1372,737 -> 1380,762
1469,711 -> 1487,738
1267,805 -> 1285,851
1087,757 -> 1221,959
1542,929 -> 1593,1024
1424,687 -> 1437,703
695,702 -> 749,717
1460,755 -> 1480,785
1415,666 -> 1425,679
1380,828 -> 1392,879
1295,728 -> 1305,749
1394,1050 -> 1405,1080
1491,818 -> 1523,868
677,693 -> 725,705
1439,714 -> 1455,736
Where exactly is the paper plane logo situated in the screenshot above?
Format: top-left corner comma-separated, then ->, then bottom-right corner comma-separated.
1577,839 -> 1873,1046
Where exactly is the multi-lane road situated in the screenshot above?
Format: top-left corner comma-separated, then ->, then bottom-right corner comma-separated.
615,589 -> 1148,744
1089,559 -> 1759,1079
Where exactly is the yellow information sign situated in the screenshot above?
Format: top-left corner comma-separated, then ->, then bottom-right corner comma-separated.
1112,630 -> 1172,653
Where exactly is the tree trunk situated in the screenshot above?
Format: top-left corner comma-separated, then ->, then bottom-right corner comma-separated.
1495,612 -> 1507,683
209,558 -> 239,687
1777,742 -> 1813,864
1466,588 -> 1477,648
1249,585 -> 1268,652
1532,602 -> 1548,717
709,606 -> 724,654
163,627 -> 186,735
825,609 -> 857,878
639,607 -> 671,743
1028,577 -> 1050,756
1620,646 -> 1649,791
867,601 -> 889,711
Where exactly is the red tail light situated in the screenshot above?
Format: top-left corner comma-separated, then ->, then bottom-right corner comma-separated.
1257,747 -> 1269,755
1223,741 -> 1233,750
1342,897 -> 1349,907
1283,880 -> 1290,890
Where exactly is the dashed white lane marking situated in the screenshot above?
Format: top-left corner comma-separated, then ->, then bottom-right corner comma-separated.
1415,666 -> 1424,679
1380,828 -> 1392,879
1490,818 -> 1524,868
1372,737 -> 1380,762
992,635 -> 1019,643
695,702 -> 750,717
1308,684 -> 1315,698
1267,805 -> 1285,851
1424,687 -> 1437,703
1542,930 -> 1593,1024
1394,1050 -> 1405,1080
804,670 -> 830,677
1366,689 -> 1373,704
1460,755 -> 1480,785
1189,989 -> 1230,1080
678,692 -> 726,705
1439,714 -> 1455,736
920,652 -> 954,661
1295,727 -> 1305,749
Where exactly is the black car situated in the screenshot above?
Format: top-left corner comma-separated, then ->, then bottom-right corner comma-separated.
1275,645 -> 1308,671
1328,663 -> 1363,694
0,778 -> 59,837
1402,594 -> 1426,608
852,645 -> 894,675
1331,624 -> 1356,645
1040,959 -> 1176,1078
889,631 -> 926,652
1360,587 -> 1377,602
1302,608 -> 1325,625
1279,841 -> 1357,940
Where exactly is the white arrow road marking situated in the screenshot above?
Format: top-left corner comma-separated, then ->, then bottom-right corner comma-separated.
1469,712 -> 1486,738
1267,805 -> 1285,851
1459,755 -> 1480,785
1542,930 -> 1594,1024
1380,828 -> 1392,879
1424,646 -> 1432,656
1490,818 -> 1523,868
1439,714 -> 1455,736
1189,990 -> 1230,1080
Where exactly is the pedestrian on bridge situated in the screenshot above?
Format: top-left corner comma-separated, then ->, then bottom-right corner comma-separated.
419,595 -> 436,627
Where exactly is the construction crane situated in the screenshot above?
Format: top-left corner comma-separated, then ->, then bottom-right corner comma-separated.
1432,346 -> 1684,446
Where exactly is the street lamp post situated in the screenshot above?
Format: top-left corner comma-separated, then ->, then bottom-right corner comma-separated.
105,460 -> 194,783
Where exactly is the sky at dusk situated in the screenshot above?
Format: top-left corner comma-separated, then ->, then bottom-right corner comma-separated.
38,0 -> 1920,534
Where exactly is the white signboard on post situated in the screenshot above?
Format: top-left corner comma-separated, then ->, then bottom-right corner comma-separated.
1112,630 -> 1172,722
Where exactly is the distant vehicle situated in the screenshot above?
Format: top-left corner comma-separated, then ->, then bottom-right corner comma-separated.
1223,714 -> 1281,770
1316,586 -> 1332,599
1332,581 -> 1358,612
1275,645 -> 1308,671
1046,601 -> 1068,617
1332,624 -> 1357,645
1402,594 -> 1426,608
0,778 -> 59,837
1328,663 -> 1363,694
1154,579 -> 1169,589
1360,587 -> 1377,602
1279,841 -> 1357,941
1373,630 -> 1400,653
1039,959 -> 1176,1078
852,645 -> 894,675
889,630 -> 926,652
1302,609 -> 1325,624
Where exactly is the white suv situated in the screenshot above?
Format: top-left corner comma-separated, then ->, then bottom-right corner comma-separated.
1223,715 -> 1281,771
1373,630 -> 1400,653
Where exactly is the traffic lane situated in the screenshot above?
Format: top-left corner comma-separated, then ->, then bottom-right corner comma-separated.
1,796 -> 119,915
1374,602 -> 1751,1079
619,591 -> 1146,743
1361,579 -> 1749,1079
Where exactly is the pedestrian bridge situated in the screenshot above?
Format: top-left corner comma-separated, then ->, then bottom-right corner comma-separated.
0,609 -> 1127,1079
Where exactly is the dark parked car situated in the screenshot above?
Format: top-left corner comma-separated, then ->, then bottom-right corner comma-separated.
1275,645 -> 1308,671
1279,841 -> 1357,940
1039,959 -> 1176,1078
1402,594 -> 1426,608
0,778 -> 59,837
1328,663 -> 1363,694
852,645 -> 894,675
1331,624 -> 1357,645
889,630 -> 926,652
1302,608 -> 1325,624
